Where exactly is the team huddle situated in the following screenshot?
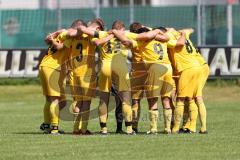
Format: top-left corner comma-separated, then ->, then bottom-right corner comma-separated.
39,18 -> 209,135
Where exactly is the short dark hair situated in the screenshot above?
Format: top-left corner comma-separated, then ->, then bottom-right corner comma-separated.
70,19 -> 86,29
154,26 -> 167,32
91,18 -> 105,31
136,27 -> 150,34
112,20 -> 125,30
129,22 -> 142,33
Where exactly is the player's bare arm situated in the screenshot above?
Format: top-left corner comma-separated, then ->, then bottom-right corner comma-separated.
50,38 -> 64,50
93,34 -> 114,46
65,28 -> 78,38
179,28 -> 194,35
175,31 -> 186,46
45,29 -> 66,44
135,29 -> 161,41
155,33 -> 170,42
77,25 -> 99,37
111,29 -> 133,48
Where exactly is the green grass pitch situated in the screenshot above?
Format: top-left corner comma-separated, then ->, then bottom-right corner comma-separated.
0,83 -> 240,160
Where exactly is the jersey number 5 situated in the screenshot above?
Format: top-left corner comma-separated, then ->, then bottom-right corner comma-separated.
76,43 -> 83,62
105,41 -> 112,54
153,43 -> 164,60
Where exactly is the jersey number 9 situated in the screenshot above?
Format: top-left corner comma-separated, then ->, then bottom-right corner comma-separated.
153,43 -> 164,60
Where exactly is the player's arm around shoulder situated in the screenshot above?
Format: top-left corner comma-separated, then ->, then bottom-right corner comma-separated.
44,29 -> 66,45
176,31 -> 187,47
61,27 -> 90,38
111,29 -> 134,49
179,28 -> 194,36
154,27 -> 170,42
167,29 -> 186,48
76,25 -> 99,37
93,31 -> 114,47
135,29 -> 161,41
51,38 -> 64,50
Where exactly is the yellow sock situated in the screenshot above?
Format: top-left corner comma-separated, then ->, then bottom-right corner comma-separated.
70,101 -> 78,113
73,114 -> 81,132
122,101 -> 133,133
188,100 -> 198,132
163,108 -> 172,132
149,110 -> 159,133
170,99 -> 176,129
98,101 -> 108,131
196,101 -> 207,132
123,101 -> 132,122
182,103 -> 190,129
49,101 -> 59,127
43,101 -> 51,124
171,97 -> 176,110
172,101 -> 184,133
183,117 -> 191,130
81,110 -> 90,133
132,102 -> 140,130
125,126 -> 132,133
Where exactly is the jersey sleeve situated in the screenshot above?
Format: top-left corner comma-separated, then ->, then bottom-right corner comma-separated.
124,32 -> 138,48
56,30 -> 72,48
184,30 -> 191,39
89,31 -> 108,43
166,31 -> 177,48
125,32 -> 138,40
63,38 -> 72,48
98,31 -> 108,39
131,39 -> 138,49
57,30 -> 68,41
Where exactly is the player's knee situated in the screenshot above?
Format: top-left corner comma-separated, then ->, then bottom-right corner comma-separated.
176,97 -> 185,103
161,97 -> 171,109
195,96 -> 203,103
132,99 -> 140,105
147,97 -> 158,110
47,96 -> 59,103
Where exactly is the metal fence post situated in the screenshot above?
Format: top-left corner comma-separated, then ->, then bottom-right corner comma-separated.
0,1 -> 2,48
57,0 -> 62,30
197,0 -> 202,46
129,0 -> 134,24
95,0 -> 100,18
227,4 -> 233,45
0,7 -> 2,48
202,3 -> 206,45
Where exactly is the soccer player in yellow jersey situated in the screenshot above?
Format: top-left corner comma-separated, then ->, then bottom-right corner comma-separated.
92,20 -> 134,135
39,19 -> 86,134
194,51 -> 209,134
128,22 -> 149,133
166,28 -> 203,133
177,29 -> 209,134
113,26 -> 181,134
65,18 -> 105,135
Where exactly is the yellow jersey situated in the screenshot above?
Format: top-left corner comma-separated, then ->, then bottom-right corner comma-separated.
40,30 -> 71,70
125,32 -> 171,64
194,50 -> 207,65
98,31 -> 129,61
167,30 -> 201,73
66,34 -> 98,76
125,32 -> 143,63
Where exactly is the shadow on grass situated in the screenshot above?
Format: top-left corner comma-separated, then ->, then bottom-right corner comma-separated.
12,132 -> 45,135
11,131 -> 188,136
